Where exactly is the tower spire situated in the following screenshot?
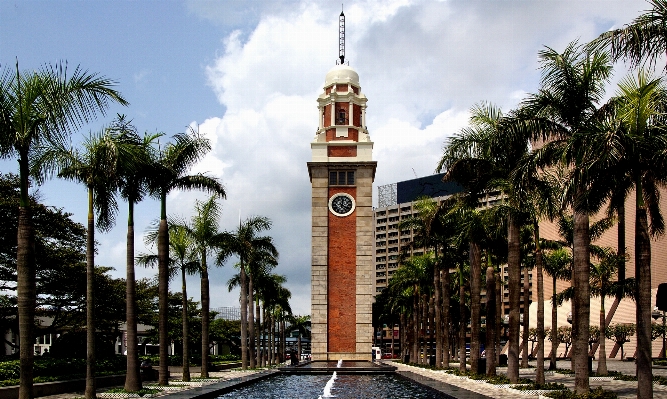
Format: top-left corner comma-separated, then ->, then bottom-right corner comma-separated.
339,6 -> 345,65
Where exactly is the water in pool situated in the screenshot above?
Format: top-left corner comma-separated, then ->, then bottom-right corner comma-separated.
217,373 -> 448,398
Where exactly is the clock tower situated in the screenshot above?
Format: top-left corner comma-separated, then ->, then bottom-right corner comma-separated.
307,11 -> 376,361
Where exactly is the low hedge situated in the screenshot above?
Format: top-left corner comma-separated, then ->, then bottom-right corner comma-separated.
0,356 -> 126,387
138,354 -> 239,366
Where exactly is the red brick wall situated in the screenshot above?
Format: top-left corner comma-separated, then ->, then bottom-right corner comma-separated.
328,146 -> 357,157
328,187 -> 357,353
323,105 -> 332,128
325,128 -> 358,142
336,84 -> 348,92
353,104 -> 361,127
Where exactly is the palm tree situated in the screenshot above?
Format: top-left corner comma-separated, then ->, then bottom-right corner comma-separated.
183,196 -> 226,378
589,248 -> 625,376
438,102 -> 529,381
542,248 -> 571,370
590,0 -> 667,70
520,41 -> 613,394
113,118 -> 161,392
398,197 -> 448,367
289,315 -> 311,361
0,61 -> 127,399
510,148 -> 560,383
139,222 -> 199,381
388,254 -> 432,364
252,258 -> 280,367
585,70 -> 667,398
227,242 -> 278,367
146,129 -> 225,384
44,126 -> 137,399
260,275 -> 289,365
217,216 -> 276,369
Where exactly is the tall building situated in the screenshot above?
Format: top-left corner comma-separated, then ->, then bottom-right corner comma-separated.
307,11 -> 376,361
373,174 -> 463,292
373,175 -> 507,296
374,174 -> 667,358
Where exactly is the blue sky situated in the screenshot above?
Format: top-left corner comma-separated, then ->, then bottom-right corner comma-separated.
0,0 -> 650,316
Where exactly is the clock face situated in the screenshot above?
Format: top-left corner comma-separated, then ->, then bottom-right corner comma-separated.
329,193 -> 355,217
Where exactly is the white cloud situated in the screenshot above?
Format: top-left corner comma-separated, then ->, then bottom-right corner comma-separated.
185,0 -> 647,316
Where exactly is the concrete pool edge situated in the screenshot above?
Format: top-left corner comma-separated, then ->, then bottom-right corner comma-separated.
395,371 -> 495,399
155,369 -> 280,399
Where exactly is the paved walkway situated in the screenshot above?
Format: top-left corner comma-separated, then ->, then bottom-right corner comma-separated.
36,369 -> 264,399
389,359 -> 667,399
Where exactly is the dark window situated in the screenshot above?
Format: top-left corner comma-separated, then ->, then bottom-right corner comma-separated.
329,170 -> 355,185
336,109 -> 347,125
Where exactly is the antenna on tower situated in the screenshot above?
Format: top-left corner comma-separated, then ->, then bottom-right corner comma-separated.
338,5 -> 345,65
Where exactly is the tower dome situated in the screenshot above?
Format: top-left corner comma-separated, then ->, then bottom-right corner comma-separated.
325,64 -> 359,86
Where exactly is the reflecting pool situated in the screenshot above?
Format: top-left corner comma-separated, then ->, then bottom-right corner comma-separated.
216,373 -> 449,399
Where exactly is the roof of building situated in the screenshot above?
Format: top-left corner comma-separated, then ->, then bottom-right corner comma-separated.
396,173 -> 462,204
325,64 -> 359,86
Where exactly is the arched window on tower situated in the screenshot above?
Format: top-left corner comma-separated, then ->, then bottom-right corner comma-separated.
336,108 -> 347,125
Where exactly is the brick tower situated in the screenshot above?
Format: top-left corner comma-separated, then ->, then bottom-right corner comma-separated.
307,45 -> 376,361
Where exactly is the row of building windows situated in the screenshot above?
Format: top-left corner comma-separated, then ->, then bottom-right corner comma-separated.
329,171 -> 355,186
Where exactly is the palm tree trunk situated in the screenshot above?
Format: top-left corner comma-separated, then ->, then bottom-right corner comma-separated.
507,214 -> 521,383
434,266 -> 442,368
521,264 -> 530,368
182,267 -> 190,381
240,263 -> 248,369
255,298 -> 261,367
485,264 -> 496,376
550,276 -> 558,370
157,194 -> 170,385
572,208 -> 590,395
459,276 -> 466,372
85,186 -> 96,399
421,294 -> 428,365
280,317 -> 285,363
470,241 -> 481,373
412,291 -> 419,363
422,294 -> 431,364
260,304 -> 266,367
428,294 -> 434,365
125,201 -> 141,391
270,312 -> 275,365
496,273 -> 502,366
298,335 -> 302,361
636,203 -> 653,399
597,294 -> 607,375
400,312 -> 406,362
17,201 -> 36,399
200,253 -> 210,378
616,203 -> 626,300
248,275 -> 255,368
442,269 -> 450,367
391,316 -> 396,360
534,222 -> 545,384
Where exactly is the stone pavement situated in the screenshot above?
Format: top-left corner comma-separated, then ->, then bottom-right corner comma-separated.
389,359 -> 667,399
35,369 -> 262,399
